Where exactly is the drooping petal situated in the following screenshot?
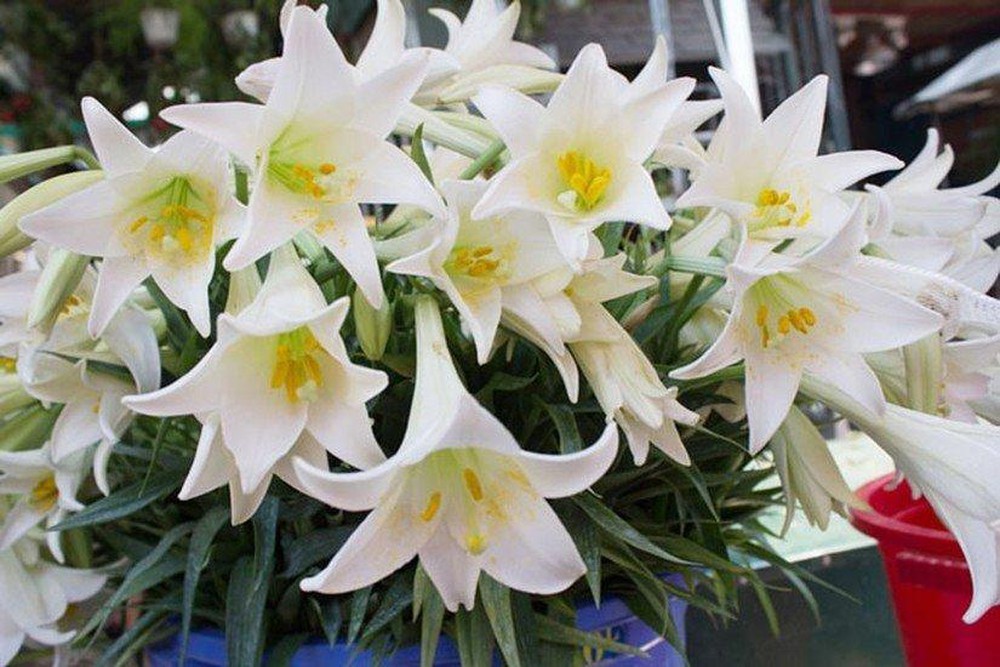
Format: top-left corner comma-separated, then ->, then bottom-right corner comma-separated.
745,354 -> 802,453
309,203 -> 385,308
291,457 -> 397,512
515,422 -> 618,498
178,415 -> 231,501
88,255 -> 150,337
418,526 -> 481,612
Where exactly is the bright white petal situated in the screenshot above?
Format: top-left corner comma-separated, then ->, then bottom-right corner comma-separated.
515,422 -> 617,498
81,97 -> 152,177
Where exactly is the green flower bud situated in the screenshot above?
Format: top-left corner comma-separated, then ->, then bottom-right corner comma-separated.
27,248 -> 89,333
353,287 -> 393,361
0,146 -> 81,186
0,404 -> 57,453
0,170 -> 105,258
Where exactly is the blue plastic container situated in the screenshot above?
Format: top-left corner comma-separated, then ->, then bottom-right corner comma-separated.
147,574 -> 688,666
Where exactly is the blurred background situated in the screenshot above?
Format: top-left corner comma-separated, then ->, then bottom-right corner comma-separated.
0,2 -> 997,665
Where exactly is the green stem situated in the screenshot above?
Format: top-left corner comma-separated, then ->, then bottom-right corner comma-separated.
74,147 -> 101,170
657,255 -> 729,278
902,334 -> 942,414
459,139 -> 507,180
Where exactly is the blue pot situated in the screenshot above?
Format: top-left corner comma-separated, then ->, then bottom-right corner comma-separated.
147,575 -> 688,666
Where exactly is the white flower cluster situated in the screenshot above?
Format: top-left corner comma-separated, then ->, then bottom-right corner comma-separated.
1,2 -> 1000,660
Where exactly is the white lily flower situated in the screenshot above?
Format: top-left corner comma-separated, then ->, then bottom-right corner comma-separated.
672,206 -> 943,452
676,68 -> 902,252
473,44 -> 692,265
0,445 -> 88,563
386,178 -> 566,363
804,375 -> 1000,623
940,333 -> 1000,424
161,6 -> 445,307
292,297 -> 618,611
124,245 -> 388,524
771,406 -> 863,533
570,306 -> 699,466
20,99 -> 243,337
0,534 -> 106,666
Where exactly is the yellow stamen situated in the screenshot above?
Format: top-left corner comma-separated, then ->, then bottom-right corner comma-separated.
420,491 -> 442,522
799,307 -> 816,326
30,474 -> 59,511
788,309 -> 808,334
446,245 -> 507,282
761,325 -> 771,348
269,328 -> 325,403
1,356 -> 17,373
462,468 -> 484,502
755,304 -> 768,327
557,150 -> 611,210
319,163 -> 336,175
128,216 -> 149,233
777,315 -> 791,335
751,188 -> 811,230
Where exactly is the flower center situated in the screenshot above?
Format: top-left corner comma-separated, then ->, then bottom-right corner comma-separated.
0,356 -> 16,374
268,161 -> 338,200
270,327 -> 325,403
556,151 -> 611,212
30,474 -> 59,511
445,245 -> 510,283
58,294 -> 87,320
749,188 -> 811,232
127,177 -> 215,262
754,302 -> 817,349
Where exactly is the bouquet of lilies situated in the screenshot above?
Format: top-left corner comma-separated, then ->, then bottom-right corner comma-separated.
2,0 -> 1000,664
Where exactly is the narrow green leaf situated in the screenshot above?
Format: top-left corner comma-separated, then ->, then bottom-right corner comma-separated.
226,497 -> 279,666
347,586 -> 372,645
312,598 -> 342,646
416,568 -> 445,667
540,402 -> 583,453
362,574 -> 413,642
267,633 -> 309,667
569,513 -> 601,605
281,525 -> 353,578
410,123 -> 435,184
51,474 -> 180,531
454,605 -> 494,667
575,494 -> 684,564
479,576 -> 521,667
179,507 -> 229,665
533,615 -> 646,657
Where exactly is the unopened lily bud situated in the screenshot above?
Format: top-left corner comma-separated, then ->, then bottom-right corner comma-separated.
0,146 -> 80,186
438,66 -> 563,105
0,404 -> 57,452
1,170 -> 104,257
353,287 -> 393,361
27,248 -> 89,333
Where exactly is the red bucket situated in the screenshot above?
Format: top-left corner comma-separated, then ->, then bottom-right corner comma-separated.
850,474 -> 1000,666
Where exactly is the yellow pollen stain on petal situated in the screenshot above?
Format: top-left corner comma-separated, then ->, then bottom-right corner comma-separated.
420,491 -> 442,522
556,150 -> 611,211
466,533 -> 487,555
30,474 -> 59,511
462,468 -> 484,502
270,327 -> 325,403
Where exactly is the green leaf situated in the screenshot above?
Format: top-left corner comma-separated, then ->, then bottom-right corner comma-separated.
312,598 -> 342,646
281,526 -> 353,578
226,497 -> 279,666
145,277 -> 193,353
347,586 -> 372,645
569,511 -> 601,605
540,402 -> 583,453
51,474 -> 180,531
98,608 -> 169,667
534,615 -> 646,657
479,576 -> 521,667
267,633 -> 309,667
361,574 -> 413,643
410,123 -> 434,184
179,507 -> 229,665
416,567 -> 445,667
454,604 -> 494,667
574,494 -> 685,564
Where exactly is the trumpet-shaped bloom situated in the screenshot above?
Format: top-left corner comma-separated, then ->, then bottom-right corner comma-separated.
473,44 -> 691,265
771,406 -> 863,533
0,445 -> 88,563
20,98 -> 243,337
292,297 -> 618,610
386,179 -> 566,363
808,375 -> 1000,623
940,333 -> 1000,424
672,206 -> 943,451
161,6 -> 445,307
0,535 -> 106,665
676,68 -> 902,251
124,246 -> 387,523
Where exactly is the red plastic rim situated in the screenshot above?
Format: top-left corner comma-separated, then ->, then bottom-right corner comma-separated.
849,474 -> 963,558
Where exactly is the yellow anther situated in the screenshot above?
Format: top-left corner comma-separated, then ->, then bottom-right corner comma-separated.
799,307 -> 816,326
761,325 -> 771,348
777,315 -> 791,335
59,294 -> 82,316
752,188 -> 810,230
270,327 -> 325,403
755,304 -> 768,327
128,216 -> 149,233
557,150 -> 611,210
466,533 -> 487,555
30,474 -> 59,511
0,356 -> 16,373
319,163 -> 336,175
175,226 -> 194,252
472,246 -> 493,258
788,309 -> 808,334
462,468 -> 484,502
420,491 -> 442,522
446,245 -> 507,282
